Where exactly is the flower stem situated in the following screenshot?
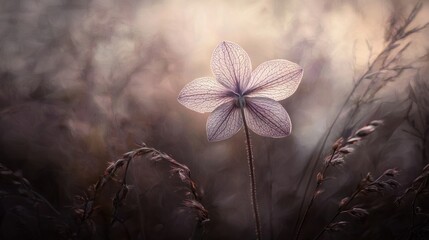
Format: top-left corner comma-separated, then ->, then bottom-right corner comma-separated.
239,103 -> 262,240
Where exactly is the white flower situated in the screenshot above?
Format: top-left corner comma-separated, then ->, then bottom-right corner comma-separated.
178,41 -> 303,142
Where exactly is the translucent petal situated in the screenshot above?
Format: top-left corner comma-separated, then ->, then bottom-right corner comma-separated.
244,97 -> 291,138
206,101 -> 242,142
245,60 -> 303,101
178,77 -> 233,113
211,41 -> 252,92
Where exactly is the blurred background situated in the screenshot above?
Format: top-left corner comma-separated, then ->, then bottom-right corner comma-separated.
0,0 -> 428,239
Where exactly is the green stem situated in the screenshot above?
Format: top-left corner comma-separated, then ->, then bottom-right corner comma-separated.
239,101 -> 262,240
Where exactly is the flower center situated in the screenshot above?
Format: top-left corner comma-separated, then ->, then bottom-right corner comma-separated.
234,95 -> 246,108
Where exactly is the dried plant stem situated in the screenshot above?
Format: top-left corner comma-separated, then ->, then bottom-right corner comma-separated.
294,4 -> 428,234
313,174 -> 386,240
111,155 -> 133,225
31,189 -> 61,216
294,149 -> 336,240
0,163 -> 61,216
313,190 -> 359,240
240,102 -> 262,240
409,195 -> 418,240
407,177 -> 428,240
293,62 -> 374,236
77,144 -> 208,238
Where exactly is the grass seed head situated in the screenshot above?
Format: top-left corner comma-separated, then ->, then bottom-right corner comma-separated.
355,125 -> 376,137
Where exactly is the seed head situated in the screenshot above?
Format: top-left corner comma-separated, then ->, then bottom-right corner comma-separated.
317,172 -> 324,183
339,197 -> 350,208
369,120 -> 384,127
339,146 -> 354,154
343,207 -> 369,218
383,168 -> 400,177
332,138 -> 344,150
355,125 -> 376,137
346,137 -> 361,144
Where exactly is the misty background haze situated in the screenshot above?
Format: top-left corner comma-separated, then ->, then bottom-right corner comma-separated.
0,0 -> 428,239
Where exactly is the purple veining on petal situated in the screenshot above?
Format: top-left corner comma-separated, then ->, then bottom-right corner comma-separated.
178,41 -> 302,141
244,97 -> 292,138
211,41 -> 252,94
244,59 -> 303,101
178,77 -> 234,113
206,100 -> 243,141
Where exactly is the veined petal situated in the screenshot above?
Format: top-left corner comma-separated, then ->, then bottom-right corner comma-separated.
211,41 -> 252,92
206,101 -> 242,142
178,77 -> 232,113
244,97 -> 291,138
245,60 -> 303,101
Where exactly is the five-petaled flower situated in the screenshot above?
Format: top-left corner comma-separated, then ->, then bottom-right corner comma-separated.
178,41 -> 303,142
